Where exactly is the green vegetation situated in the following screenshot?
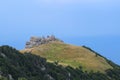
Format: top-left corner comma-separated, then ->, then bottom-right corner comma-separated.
1,45 -> 120,80
22,41 -> 112,72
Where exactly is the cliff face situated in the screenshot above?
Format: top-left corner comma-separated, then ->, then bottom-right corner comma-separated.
25,35 -> 63,48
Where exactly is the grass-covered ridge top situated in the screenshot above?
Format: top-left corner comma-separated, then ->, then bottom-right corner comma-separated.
22,41 -> 113,72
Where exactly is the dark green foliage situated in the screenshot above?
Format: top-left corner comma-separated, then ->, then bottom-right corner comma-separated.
18,77 -> 27,80
82,45 -> 103,57
0,76 -> 8,80
0,45 -> 120,80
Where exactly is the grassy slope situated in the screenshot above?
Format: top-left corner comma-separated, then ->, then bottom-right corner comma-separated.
21,41 -> 112,72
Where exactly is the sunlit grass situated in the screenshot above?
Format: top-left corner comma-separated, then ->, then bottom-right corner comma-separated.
22,41 -> 112,72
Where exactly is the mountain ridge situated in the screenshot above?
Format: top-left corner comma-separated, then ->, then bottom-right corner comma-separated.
1,36 -> 120,80
22,39 -> 113,72
0,45 -> 120,80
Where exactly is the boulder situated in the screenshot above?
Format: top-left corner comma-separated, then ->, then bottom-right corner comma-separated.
25,35 -> 63,48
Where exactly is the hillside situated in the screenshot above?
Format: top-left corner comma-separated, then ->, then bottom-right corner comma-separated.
22,39 -> 112,72
1,46 -> 120,80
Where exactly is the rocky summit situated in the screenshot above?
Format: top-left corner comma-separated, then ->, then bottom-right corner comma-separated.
25,35 -> 63,48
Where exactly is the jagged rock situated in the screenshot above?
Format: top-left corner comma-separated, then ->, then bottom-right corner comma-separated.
25,35 -> 63,48
0,53 -> 7,58
41,65 -> 46,71
44,74 -> 55,80
8,74 -> 14,80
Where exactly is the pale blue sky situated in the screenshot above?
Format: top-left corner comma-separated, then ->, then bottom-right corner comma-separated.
0,0 -> 120,64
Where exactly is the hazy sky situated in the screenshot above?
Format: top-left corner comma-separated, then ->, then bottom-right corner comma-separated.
0,0 -> 120,64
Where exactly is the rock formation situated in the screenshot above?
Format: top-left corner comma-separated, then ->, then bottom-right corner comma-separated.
25,35 -> 63,48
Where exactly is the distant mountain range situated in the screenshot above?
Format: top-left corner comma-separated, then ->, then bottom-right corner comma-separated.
0,36 -> 120,80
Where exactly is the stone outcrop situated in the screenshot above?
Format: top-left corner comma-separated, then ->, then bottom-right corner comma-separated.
25,35 -> 63,48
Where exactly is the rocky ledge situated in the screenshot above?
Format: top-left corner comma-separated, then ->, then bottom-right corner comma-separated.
25,35 -> 63,48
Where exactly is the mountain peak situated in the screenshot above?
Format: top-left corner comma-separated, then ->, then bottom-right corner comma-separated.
22,41 -> 113,72
25,35 -> 63,48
